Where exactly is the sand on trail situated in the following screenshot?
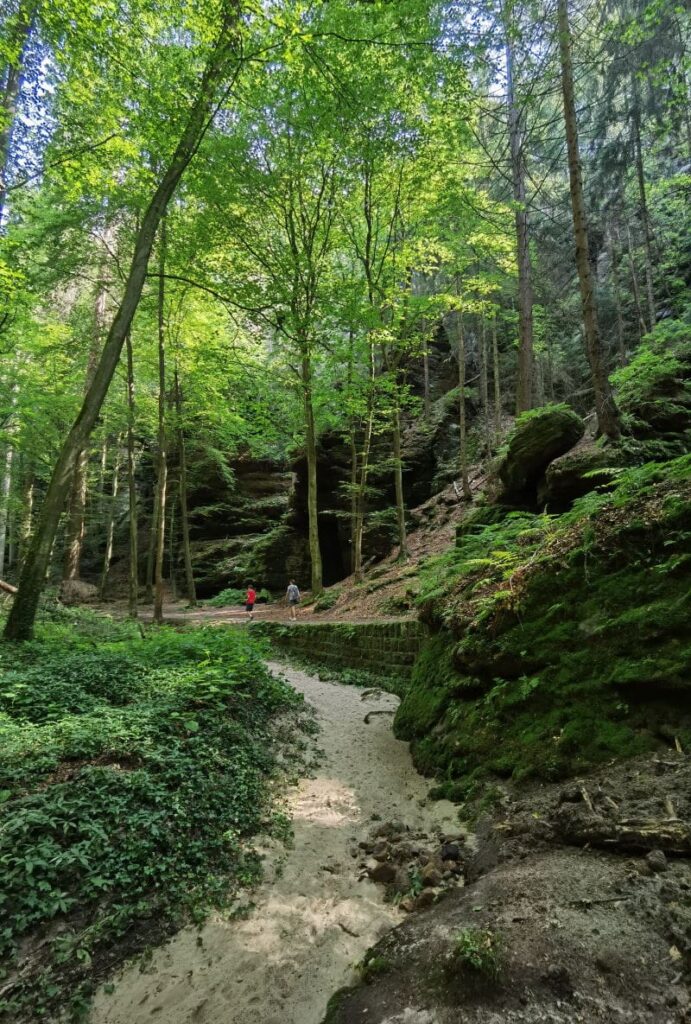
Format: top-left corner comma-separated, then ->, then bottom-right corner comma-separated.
90,661 -> 460,1024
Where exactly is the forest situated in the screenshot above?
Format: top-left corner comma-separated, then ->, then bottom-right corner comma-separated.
0,0 -> 690,1022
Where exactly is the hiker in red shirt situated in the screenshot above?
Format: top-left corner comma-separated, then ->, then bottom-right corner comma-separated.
245,583 -> 256,622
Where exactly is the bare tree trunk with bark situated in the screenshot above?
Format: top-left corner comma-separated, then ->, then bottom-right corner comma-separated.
174,367 -> 196,605
301,344 -> 323,597
631,78 -> 656,331
99,439 -> 122,600
392,400 -> 409,559
492,313 -> 502,441
557,0 -> 621,440
504,19 -> 534,415
125,331 -> 138,618
153,219 -> 168,625
457,313 -> 472,500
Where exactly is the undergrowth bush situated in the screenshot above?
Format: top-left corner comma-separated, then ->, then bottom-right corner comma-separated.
0,612 -> 303,1022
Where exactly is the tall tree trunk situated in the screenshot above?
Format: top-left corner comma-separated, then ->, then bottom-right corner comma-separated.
62,271 -> 107,581
4,13 -> 242,642
479,318 -> 491,454
168,494 -> 177,601
625,220 -> 647,342
153,219 -> 168,625
492,313 -> 502,440
352,339 -> 376,583
0,443 -> 14,578
392,400 -> 409,559
607,224 -> 627,366
301,344 -> 323,596
457,314 -> 472,500
125,331 -> 138,618
145,492 -> 158,603
421,317 -> 431,423
557,0 -> 621,440
504,14 -> 534,415
631,78 -> 656,331
174,367 -> 196,605
0,2 -> 34,221
99,440 -> 122,600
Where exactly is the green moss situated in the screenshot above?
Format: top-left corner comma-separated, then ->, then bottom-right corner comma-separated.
395,634 -> 455,740
398,455 -> 691,786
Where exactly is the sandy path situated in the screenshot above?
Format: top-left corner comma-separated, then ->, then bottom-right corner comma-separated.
90,661 -> 459,1024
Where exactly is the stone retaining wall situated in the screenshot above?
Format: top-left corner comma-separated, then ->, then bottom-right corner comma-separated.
256,619 -> 427,683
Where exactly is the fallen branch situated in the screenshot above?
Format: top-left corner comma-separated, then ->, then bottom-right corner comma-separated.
557,810 -> 691,854
0,579 -> 17,595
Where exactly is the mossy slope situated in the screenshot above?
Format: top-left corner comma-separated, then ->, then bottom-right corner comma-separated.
395,455 -> 691,793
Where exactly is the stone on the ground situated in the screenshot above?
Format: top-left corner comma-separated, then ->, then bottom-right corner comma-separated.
421,862 -> 443,888
539,440 -> 622,508
646,849 -> 668,873
366,859 -> 397,884
496,404 -> 585,505
59,579 -> 99,606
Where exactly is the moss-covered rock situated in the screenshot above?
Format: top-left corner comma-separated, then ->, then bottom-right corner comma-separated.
496,404 -> 585,507
400,455 -> 691,785
538,440 -> 623,509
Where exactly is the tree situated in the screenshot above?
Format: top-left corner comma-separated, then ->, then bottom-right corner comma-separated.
557,0 -> 621,440
4,3 -> 245,641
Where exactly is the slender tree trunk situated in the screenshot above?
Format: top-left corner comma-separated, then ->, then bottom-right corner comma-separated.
492,313 -> 502,440
631,80 -> 656,331
457,314 -> 472,500
625,220 -> 647,341
479,318 -> 491,453
4,13 -> 242,641
352,344 -> 376,582
301,344 -> 323,596
125,331 -> 138,618
0,443 -> 14,578
99,441 -> 122,600
504,18 -> 534,414
421,318 -> 431,423
153,219 -> 168,624
168,494 -> 177,601
174,367 -> 196,605
62,277 -> 108,581
392,400 -> 409,559
607,225 -> 627,366
0,2 -> 35,221
557,0 -> 621,440
145,492 -> 158,603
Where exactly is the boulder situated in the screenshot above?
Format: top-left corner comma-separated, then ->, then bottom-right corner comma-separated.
59,579 -> 99,606
496,404 -> 585,506
538,440 -> 622,509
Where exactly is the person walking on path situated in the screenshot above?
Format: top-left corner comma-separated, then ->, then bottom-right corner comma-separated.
245,583 -> 257,622
286,580 -> 300,621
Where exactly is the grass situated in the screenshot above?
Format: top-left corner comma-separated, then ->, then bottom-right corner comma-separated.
0,606 -> 305,1022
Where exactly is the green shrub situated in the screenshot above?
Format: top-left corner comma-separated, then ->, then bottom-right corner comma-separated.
453,928 -> 502,977
0,616 -> 303,1022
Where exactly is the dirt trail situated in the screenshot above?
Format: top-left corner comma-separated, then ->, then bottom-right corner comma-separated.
90,661 -> 460,1024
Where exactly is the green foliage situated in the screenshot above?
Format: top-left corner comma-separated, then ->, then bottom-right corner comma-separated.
313,587 -> 341,612
452,928 -> 502,977
0,614 -> 302,1021
358,952 -> 393,984
398,455 -> 691,786
611,315 -> 691,458
205,587 -> 271,608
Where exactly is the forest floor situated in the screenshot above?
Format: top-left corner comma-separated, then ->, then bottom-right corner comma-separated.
89,660 -> 462,1024
88,654 -> 691,1024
